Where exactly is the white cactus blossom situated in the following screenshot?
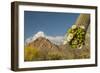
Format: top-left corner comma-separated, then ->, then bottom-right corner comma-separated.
80,25 -> 85,29
63,33 -> 73,45
71,25 -> 77,29
63,41 -> 67,45
67,33 -> 73,42
78,45 -> 83,49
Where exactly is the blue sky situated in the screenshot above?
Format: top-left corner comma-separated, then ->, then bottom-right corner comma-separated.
24,11 -> 79,40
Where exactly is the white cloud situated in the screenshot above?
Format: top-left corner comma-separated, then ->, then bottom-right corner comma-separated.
32,31 -> 45,41
46,36 -> 64,45
25,31 -> 64,45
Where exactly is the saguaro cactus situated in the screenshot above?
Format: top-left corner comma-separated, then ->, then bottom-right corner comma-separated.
75,14 -> 90,30
63,14 -> 90,49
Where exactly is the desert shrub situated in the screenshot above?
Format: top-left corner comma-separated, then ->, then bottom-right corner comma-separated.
78,48 -> 90,59
47,51 -> 63,60
37,48 -> 49,60
24,46 -> 39,61
62,49 -> 75,59
79,53 -> 90,59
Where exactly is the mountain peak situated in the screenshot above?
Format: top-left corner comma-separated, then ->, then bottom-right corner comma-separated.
35,31 -> 45,37
34,37 -> 48,42
32,31 -> 45,40
25,31 -> 64,45
26,36 -> 60,51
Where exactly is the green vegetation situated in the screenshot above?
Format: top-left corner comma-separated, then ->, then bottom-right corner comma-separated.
24,46 -> 39,61
67,25 -> 85,49
47,51 -> 62,60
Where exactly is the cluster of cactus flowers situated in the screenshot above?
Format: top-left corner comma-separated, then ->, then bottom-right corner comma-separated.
64,25 -> 86,49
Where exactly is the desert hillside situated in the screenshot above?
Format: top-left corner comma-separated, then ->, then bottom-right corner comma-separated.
24,14 -> 90,61
24,28 -> 90,61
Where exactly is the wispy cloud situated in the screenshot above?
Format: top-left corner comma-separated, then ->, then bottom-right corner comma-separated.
25,31 -> 64,45
46,36 -> 64,45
